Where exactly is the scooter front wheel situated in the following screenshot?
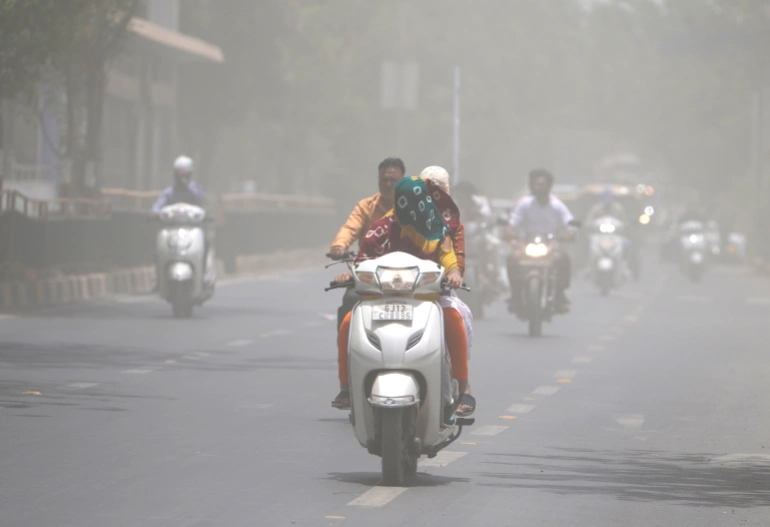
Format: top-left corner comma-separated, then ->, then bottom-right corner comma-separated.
381,408 -> 415,486
170,282 -> 193,318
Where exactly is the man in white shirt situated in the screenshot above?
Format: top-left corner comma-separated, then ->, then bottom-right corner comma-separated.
507,169 -> 577,312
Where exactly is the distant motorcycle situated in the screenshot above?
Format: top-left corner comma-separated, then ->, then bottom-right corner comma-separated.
589,216 -> 629,296
457,219 -> 501,320
512,220 -> 580,337
155,203 -> 215,317
678,220 -> 707,283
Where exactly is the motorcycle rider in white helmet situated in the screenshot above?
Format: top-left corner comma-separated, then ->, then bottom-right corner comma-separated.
151,156 -> 212,290
152,156 -> 205,212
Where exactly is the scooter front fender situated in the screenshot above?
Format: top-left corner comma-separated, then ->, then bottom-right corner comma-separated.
368,372 -> 420,408
168,262 -> 194,281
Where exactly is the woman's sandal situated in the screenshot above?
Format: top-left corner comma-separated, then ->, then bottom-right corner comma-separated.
331,390 -> 350,410
456,393 -> 476,418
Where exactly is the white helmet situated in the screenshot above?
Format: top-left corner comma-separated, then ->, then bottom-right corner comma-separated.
173,155 -> 194,175
420,166 -> 450,195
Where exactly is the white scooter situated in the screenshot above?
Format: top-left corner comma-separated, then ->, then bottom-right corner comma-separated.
326,251 -> 474,486
679,220 -> 707,283
156,203 -> 216,317
589,216 -> 629,296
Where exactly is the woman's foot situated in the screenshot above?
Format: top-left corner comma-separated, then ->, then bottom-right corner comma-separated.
331,389 -> 350,410
456,393 -> 476,417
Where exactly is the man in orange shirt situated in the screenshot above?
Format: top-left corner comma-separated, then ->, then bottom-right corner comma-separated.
329,158 -> 405,327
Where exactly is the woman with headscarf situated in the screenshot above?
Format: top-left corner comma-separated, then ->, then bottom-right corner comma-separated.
332,176 -> 476,417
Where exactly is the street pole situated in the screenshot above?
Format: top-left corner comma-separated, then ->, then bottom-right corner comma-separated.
452,66 -> 461,185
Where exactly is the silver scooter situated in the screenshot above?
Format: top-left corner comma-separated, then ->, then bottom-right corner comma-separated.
326,251 -> 474,486
155,203 -> 215,317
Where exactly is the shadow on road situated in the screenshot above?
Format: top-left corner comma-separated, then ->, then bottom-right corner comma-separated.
478,448 -> 770,508
325,471 -> 470,489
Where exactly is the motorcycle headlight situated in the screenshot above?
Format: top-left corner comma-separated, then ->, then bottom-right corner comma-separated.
525,242 -> 549,258
167,228 -> 193,250
599,223 -> 616,234
376,267 -> 419,293
689,233 -> 704,244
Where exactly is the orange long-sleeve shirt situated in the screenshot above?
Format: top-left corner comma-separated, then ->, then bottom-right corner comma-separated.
331,193 -> 390,250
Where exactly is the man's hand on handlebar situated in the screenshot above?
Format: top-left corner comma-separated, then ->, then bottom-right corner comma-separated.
329,246 -> 347,260
445,269 -> 463,289
335,272 -> 353,284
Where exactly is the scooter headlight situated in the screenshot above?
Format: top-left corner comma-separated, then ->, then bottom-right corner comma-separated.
599,223 -> 616,234
419,271 -> 441,287
167,228 -> 193,250
355,271 -> 378,287
376,267 -> 420,293
525,242 -> 549,258
689,233 -> 704,244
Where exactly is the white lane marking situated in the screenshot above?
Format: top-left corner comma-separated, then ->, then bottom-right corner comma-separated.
572,356 -> 593,364
624,315 -> 639,323
320,313 -> 337,321
586,344 -> 606,352
746,297 -> 770,305
554,370 -> 577,379
66,382 -> 98,389
506,403 -> 535,414
678,295 -> 713,303
260,329 -> 292,338
471,425 -> 508,436
419,450 -> 467,467
347,486 -> 408,507
122,368 -> 154,374
710,454 -> 770,466
228,339 -> 253,347
533,385 -> 561,395
182,354 -> 204,361
192,352 -> 210,358
599,335 -> 616,342
615,414 -> 645,428
304,320 -> 324,327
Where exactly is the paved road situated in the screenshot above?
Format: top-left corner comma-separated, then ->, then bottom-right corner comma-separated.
1,253 -> 769,526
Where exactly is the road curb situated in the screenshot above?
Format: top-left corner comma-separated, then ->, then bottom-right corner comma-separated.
0,250 -> 324,312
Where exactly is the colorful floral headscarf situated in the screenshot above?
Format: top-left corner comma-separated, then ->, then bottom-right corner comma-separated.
393,176 -> 449,255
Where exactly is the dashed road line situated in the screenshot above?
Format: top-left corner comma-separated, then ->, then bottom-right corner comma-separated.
348,486 -> 408,507
554,370 -> 577,379
228,339 -> 253,347
615,414 -> 645,428
471,425 -> 509,436
532,385 -> 561,395
599,335 -> 617,342
419,450 -> 467,467
122,368 -> 154,374
624,315 -> 639,323
572,356 -> 593,364
260,329 -> 292,338
66,382 -> 99,389
586,344 -> 606,352
678,295 -> 713,303
506,403 -> 535,414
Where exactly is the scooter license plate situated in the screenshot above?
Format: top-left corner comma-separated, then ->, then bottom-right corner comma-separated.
372,303 -> 413,321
